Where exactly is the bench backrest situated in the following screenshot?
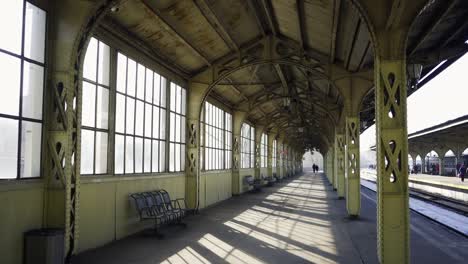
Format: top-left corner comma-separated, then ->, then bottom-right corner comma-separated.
244,175 -> 254,184
159,190 -> 174,210
130,193 -> 152,218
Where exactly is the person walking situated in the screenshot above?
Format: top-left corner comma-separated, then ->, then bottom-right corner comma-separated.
459,163 -> 465,182
312,163 -> 316,173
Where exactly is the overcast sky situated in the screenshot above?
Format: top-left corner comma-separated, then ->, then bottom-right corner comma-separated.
360,51 -> 468,151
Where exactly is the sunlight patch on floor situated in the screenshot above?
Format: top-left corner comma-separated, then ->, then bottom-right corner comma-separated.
197,233 -> 264,264
161,246 -> 210,264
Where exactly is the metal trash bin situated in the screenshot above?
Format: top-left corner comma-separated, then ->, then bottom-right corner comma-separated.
24,228 -> 64,264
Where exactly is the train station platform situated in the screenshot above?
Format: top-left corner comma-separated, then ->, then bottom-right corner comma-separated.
73,171 -> 468,264
362,170 -> 468,203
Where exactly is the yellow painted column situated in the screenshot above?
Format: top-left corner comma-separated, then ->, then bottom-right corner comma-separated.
375,59 -> 410,263
231,111 -> 247,194
335,134 -> 345,198
345,117 -> 360,216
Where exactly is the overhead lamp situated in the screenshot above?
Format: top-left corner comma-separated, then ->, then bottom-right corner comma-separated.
407,63 -> 423,89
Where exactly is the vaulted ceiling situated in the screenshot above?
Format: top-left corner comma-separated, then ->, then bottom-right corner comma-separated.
101,0 -> 468,152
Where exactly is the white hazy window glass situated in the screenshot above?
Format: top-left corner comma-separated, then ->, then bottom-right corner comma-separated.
127,59 -> 136,97
20,121 -> 42,178
114,135 -> 124,174
125,136 -> 134,173
159,142 -> 165,171
117,53 -> 127,93
96,86 -> 109,129
115,94 -> 125,133
137,64 -> 145,100
153,106 -> 160,138
0,0 -> 23,54
83,38 -> 98,81
160,77 -> 167,107
154,73 -> 161,105
24,3 -> 46,63
144,139 -> 151,173
135,137 -> 143,173
98,42 -> 110,86
95,132 -> 108,174
160,109 -> 166,139
81,82 -> 96,127
145,69 -> 153,103
126,98 -> 135,134
22,62 -> 44,119
144,103 -> 152,137
0,118 -> 18,179
80,129 -> 94,175
0,53 -> 21,116
169,143 -> 175,172
135,101 -> 144,136
152,140 -> 159,172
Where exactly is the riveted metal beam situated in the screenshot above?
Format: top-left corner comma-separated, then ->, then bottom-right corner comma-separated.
141,1 -> 212,66
193,0 -> 239,52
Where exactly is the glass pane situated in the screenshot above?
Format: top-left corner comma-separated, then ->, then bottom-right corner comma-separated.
175,114 -> 180,142
114,134 -> 124,174
135,137 -> 143,173
22,62 -> 44,119
83,38 -> 97,81
126,97 -> 135,134
136,64 -> 145,100
176,85 -> 181,114
152,107 -> 160,139
175,144 -> 180,171
81,82 -> 96,127
116,53 -> 126,93
170,83 -> 176,111
95,131 -> 108,174
181,88 -> 186,115
170,113 -> 175,142
152,140 -> 159,172
125,136 -> 134,173
160,141 -> 165,172
80,129 -> 94,175
24,3 -> 46,63
144,139 -> 151,173
127,58 -> 136,96
144,103 -> 152,138
145,69 -> 153,103
135,101 -> 144,136
96,86 -> 109,129
0,53 -> 20,116
98,42 -> 110,86
160,109 -> 166,140
0,118 -> 18,179
0,0 -> 23,54
20,121 -> 42,178
115,94 -> 125,133
169,143 -> 174,172
153,73 -> 161,105
160,77 -> 167,108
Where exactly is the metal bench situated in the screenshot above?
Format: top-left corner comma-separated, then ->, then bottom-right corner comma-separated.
264,175 -> 277,186
244,175 -> 262,192
130,190 -> 188,238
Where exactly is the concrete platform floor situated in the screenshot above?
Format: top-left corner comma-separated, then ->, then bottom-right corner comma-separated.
410,173 -> 468,188
74,171 -> 468,264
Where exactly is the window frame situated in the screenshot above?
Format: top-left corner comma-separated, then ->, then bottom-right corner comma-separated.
241,122 -> 255,169
0,1 -> 47,180
168,82 -> 186,173
201,101 -> 232,171
260,133 -> 267,168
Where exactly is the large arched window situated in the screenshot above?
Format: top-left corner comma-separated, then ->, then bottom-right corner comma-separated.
80,38 -> 187,176
241,123 -> 255,168
0,1 -> 46,179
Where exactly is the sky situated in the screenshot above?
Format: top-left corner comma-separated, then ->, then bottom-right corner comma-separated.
360,50 -> 468,152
